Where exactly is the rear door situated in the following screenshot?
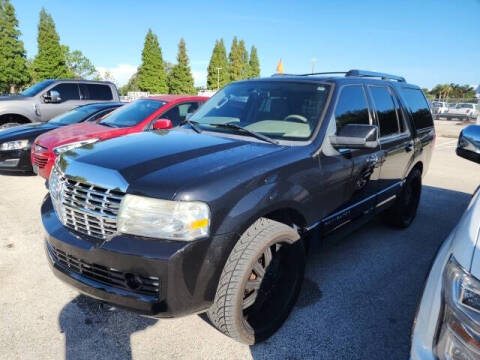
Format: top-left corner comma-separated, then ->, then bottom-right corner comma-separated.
367,85 -> 413,209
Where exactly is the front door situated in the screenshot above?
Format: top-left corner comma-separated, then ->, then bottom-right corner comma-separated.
367,85 -> 413,208
39,83 -> 84,121
320,84 -> 385,234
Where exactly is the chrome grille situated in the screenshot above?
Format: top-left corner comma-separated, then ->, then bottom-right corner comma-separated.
50,167 -> 124,239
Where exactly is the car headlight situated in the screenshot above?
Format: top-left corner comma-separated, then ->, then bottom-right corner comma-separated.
0,139 -> 29,151
53,138 -> 99,155
117,195 -> 210,241
435,256 -> 480,360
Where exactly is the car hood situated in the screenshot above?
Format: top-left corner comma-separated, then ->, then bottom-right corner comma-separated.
450,187 -> 480,278
35,122 -> 125,149
60,129 -> 286,200
0,122 -> 60,142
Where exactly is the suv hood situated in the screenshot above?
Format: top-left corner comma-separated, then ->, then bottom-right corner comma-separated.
61,129 -> 286,199
35,122 -> 125,149
450,187 -> 480,278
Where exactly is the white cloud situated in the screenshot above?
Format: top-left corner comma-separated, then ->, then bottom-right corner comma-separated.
96,64 -> 138,86
192,70 -> 207,87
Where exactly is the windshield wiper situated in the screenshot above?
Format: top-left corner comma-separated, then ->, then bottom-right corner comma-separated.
180,119 -> 202,133
207,123 -> 279,145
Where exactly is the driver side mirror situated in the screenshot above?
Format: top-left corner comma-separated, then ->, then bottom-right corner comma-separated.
43,90 -> 61,103
330,124 -> 379,150
153,118 -> 173,130
457,125 -> 480,164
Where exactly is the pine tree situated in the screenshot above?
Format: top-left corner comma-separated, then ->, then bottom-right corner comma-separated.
31,8 -> 70,81
238,40 -> 249,79
228,37 -> 242,81
167,38 -> 195,94
248,46 -> 260,78
137,29 -> 168,94
0,0 -> 30,93
206,39 -> 229,90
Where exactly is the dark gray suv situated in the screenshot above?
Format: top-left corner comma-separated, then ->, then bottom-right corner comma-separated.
0,79 -> 119,128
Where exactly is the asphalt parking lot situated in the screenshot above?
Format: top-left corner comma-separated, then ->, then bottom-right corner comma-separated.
1,135 -> 480,360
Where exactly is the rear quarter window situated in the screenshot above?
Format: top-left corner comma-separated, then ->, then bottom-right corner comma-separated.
400,88 -> 433,130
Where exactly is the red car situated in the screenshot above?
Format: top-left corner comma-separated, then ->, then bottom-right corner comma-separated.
32,95 -> 207,179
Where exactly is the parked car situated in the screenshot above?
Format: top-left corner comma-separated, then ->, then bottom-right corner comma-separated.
0,80 -> 120,128
431,101 -> 449,118
32,95 -> 207,178
442,103 -> 478,121
42,70 -> 435,344
410,124 -> 480,360
0,102 -> 122,173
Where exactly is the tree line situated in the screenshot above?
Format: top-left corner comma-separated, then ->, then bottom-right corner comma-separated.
423,83 -> 477,100
0,0 -> 261,95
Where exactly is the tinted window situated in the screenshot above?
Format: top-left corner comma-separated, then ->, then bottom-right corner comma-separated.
82,84 -> 113,100
369,86 -> 399,137
21,80 -> 55,97
50,83 -> 80,101
99,99 -> 165,128
334,85 -> 370,133
400,88 -> 433,129
162,102 -> 200,126
190,81 -> 331,140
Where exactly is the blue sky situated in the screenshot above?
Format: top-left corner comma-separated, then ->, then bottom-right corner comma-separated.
11,0 -> 480,89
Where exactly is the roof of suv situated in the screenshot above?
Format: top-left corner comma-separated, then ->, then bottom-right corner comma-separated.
241,70 -> 419,89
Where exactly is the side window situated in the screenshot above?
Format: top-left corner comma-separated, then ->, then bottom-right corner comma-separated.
369,86 -> 399,137
49,83 -> 80,101
399,88 -> 434,129
334,85 -> 370,133
86,84 -> 113,100
391,91 -> 407,133
87,108 -> 116,122
162,102 -> 199,126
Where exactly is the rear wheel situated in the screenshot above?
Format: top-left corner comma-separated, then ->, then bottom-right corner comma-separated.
207,218 -> 305,344
384,168 -> 422,228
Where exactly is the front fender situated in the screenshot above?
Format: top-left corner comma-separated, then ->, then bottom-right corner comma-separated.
215,180 -> 311,237
0,103 -> 36,122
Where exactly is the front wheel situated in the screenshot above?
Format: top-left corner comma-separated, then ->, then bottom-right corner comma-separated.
384,168 -> 422,228
207,218 -> 305,344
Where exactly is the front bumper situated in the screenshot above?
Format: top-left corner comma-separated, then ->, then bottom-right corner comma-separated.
0,148 -> 33,172
42,195 -> 236,317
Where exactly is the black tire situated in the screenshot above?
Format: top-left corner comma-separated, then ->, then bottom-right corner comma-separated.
384,168 -> 422,228
207,218 -> 305,344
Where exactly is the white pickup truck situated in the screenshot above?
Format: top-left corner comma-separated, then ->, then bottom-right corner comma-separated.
441,102 -> 478,121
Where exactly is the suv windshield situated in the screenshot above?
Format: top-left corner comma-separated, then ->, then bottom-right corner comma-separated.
99,99 -> 165,128
49,105 -> 107,125
189,81 -> 331,141
21,80 -> 55,97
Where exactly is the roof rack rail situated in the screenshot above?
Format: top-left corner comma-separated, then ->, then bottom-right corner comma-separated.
346,70 -> 406,82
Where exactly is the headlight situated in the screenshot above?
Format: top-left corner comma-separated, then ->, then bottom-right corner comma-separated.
117,195 -> 210,241
435,256 -> 480,360
53,138 -> 99,155
0,139 -> 29,151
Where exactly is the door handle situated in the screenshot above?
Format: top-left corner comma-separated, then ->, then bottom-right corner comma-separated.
366,154 -> 378,166
405,143 -> 414,152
